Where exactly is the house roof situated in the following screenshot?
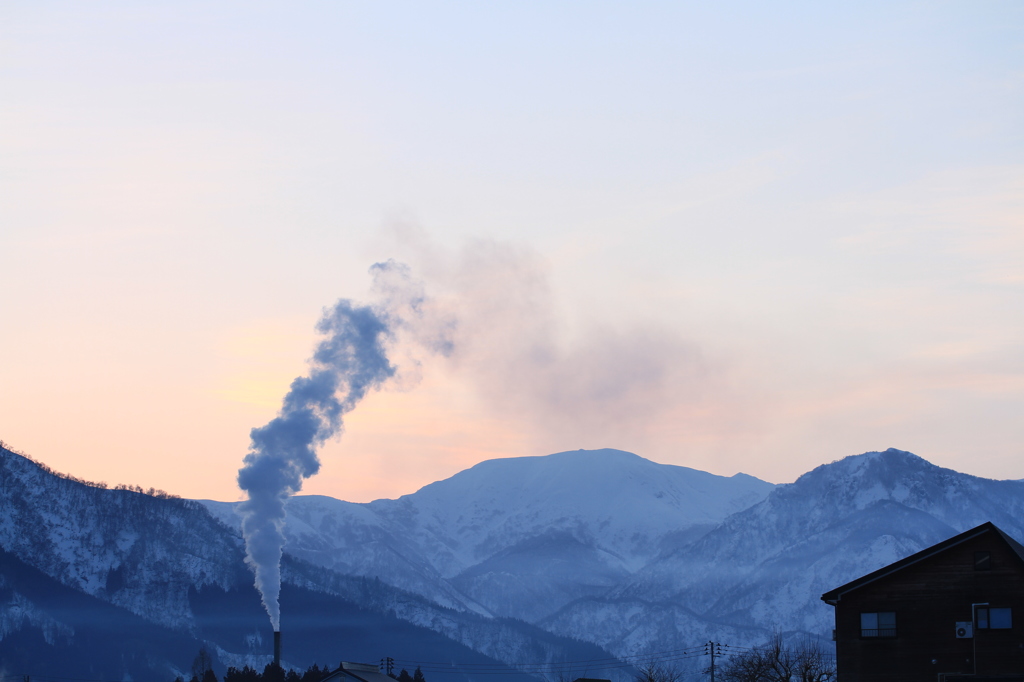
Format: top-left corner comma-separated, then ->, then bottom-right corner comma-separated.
320,662 -> 397,682
820,521 -> 1024,605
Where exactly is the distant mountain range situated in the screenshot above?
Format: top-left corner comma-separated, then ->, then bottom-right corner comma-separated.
2,442 -> 1022,681
543,449 -> 1024,657
0,443 -> 622,682
203,449 -> 774,622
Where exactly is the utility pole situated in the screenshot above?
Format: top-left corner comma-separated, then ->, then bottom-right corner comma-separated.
381,658 -> 395,677
707,641 -> 716,682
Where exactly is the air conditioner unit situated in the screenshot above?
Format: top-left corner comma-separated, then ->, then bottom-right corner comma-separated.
955,622 -> 973,639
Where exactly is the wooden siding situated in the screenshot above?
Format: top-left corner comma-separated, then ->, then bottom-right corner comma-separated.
831,530 -> 1024,682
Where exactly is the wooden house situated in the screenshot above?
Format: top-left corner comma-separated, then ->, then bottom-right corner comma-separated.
821,521 -> 1024,681
319,662 -> 400,682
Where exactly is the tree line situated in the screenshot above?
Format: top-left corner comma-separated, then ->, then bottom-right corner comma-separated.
180,648 -> 429,682
180,634 -> 830,682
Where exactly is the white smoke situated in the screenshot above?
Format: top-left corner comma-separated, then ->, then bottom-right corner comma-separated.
235,260 -> 437,629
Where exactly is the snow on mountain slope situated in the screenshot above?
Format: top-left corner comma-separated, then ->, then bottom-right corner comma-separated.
7,438 -> 1021,674
0,443 -> 245,630
281,558 -> 632,682
617,448 -> 1024,604
449,529 -> 630,622
203,495 -> 488,614
0,443 -> 632,680
204,448 -> 775,621
374,448 -> 773,572
541,448 -> 1024,657
0,544 -> 209,680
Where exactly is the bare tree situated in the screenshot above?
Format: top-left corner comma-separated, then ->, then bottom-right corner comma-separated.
719,633 -> 835,682
791,639 -> 835,682
634,661 -> 680,682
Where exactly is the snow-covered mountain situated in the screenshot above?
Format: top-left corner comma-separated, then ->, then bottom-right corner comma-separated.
0,443 -> 629,681
0,441 -> 244,631
371,448 -> 773,572
541,449 -> 1024,657
204,448 -> 775,621
5,440 -> 1023,680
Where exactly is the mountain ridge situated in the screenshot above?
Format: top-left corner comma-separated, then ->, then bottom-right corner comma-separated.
4,441 -> 1023,678
540,448 -> 1024,657
0,442 -> 631,681
203,447 -> 776,621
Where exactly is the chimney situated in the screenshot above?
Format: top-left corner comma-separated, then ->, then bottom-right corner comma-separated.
274,630 -> 281,667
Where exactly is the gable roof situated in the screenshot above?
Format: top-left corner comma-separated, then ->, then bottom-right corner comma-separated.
821,521 -> 1024,605
320,662 -> 396,682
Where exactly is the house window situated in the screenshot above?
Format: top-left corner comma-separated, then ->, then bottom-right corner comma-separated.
977,608 -> 1012,630
861,612 -> 897,637
974,551 -> 992,570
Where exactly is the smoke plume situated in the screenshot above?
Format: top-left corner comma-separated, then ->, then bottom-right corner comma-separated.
389,232 -> 713,451
236,260 -> 425,629
235,240 -> 711,626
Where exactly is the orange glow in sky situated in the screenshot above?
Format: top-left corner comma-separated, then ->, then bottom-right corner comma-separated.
2,2 -> 1022,501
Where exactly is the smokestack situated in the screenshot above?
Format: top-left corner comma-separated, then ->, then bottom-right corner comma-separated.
274,630 -> 281,667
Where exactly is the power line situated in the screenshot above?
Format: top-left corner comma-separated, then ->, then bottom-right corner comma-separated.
391,641 -> 712,671
392,641 -> 749,676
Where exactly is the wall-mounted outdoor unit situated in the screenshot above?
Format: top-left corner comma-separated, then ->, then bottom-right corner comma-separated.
955,621 -> 973,638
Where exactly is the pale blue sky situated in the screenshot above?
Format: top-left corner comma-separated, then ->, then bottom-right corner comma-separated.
2,2 -> 1022,500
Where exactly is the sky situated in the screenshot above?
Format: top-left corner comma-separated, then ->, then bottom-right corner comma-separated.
1,1 -> 1022,503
